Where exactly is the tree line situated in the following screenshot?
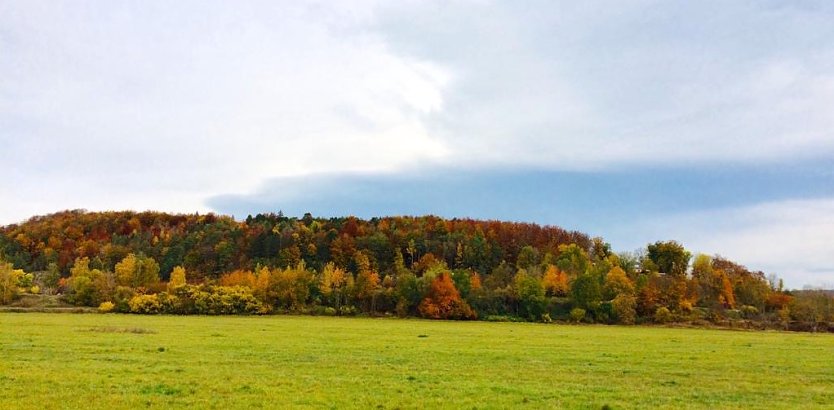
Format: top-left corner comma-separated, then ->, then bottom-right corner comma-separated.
0,210 -> 831,331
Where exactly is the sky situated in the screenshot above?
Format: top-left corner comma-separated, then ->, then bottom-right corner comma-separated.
2,1 -> 833,288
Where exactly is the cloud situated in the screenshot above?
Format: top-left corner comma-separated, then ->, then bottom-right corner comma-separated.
0,1 -> 450,224
374,1 -> 834,168
3,1 -> 833,287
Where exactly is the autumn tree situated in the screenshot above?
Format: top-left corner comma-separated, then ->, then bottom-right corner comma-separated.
115,253 -> 160,289
167,266 -> 187,292
418,272 -> 476,320
646,241 -> 691,277
542,265 -> 569,297
0,259 -> 24,304
219,269 -> 257,288
603,266 -> 634,300
612,293 -> 637,324
790,290 -> 834,332
66,257 -> 114,306
555,243 -> 590,278
320,262 -> 348,310
516,245 -> 540,270
268,262 -> 314,310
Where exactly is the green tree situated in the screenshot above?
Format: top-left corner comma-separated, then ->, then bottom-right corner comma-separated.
516,246 -> 540,270
43,262 -> 62,294
513,269 -> 545,320
646,241 -> 691,277
555,244 -> 590,277
571,273 -> 602,312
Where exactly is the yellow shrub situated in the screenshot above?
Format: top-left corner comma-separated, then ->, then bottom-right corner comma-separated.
98,301 -> 115,313
128,294 -> 162,314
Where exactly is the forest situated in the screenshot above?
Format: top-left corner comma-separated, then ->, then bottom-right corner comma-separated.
1,210 -> 831,331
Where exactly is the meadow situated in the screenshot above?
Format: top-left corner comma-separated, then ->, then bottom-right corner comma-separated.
1,313 -> 832,409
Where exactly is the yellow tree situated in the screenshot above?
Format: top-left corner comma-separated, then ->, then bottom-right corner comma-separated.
115,253 -> 160,289
542,265 -> 569,297
0,260 -> 24,304
603,266 -> 635,300
167,266 -> 186,292
353,252 -> 379,313
254,266 -> 271,303
319,262 -> 347,310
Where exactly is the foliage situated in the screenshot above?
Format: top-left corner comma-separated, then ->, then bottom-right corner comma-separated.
646,241 -> 691,276
0,260 -> 25,304
569,307 -> 586,323
167,266 -> 187,291
418,272 -> 476,320
571,273 -> 602,311
115,253 -> 160,289
513,269 -> 545,320
0,210 -> 807,329
612,294 -> 637,324
98,301 -> 115,313
128,294 -> 162,314
542,265 -> 569,296
654,307 -> 674,323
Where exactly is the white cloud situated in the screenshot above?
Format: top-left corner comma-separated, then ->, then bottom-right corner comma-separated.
0,1 -> 452,224
2,0 -> 833,291
374,1 -> 834,169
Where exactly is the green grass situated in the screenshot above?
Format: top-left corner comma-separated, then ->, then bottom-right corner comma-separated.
1,314 -> 832,409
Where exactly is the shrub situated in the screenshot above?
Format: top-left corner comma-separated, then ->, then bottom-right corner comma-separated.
113,286 -> 136,313
484,315 -> 524,322
569,307 -> 586,323
740,305 -> 759,319
30,285 -> 40,295
98,301 -> 115,313
654,306 -> 673,323
339,306 -> 358,316
129,294 -> 162,314
612,294 -> 637,324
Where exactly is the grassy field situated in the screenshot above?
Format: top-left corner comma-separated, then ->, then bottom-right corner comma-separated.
1,314 -> 832,409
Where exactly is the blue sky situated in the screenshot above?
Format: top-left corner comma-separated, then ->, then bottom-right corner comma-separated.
2,1 -> 834,287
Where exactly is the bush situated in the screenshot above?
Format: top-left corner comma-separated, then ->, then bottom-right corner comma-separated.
30,285 -> 40,295
113,286 -> 136,313
569,307 -> 586,323
129,294 -> 162,314
612,294 -> 637,324
98,301 -> 115,313
339,306 -> 358,316
654,306 -> 673,323
484,315 -> 524,322
740,305 -> 759,319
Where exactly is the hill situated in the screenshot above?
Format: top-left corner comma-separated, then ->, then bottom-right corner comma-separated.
1,210 -> 831,330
